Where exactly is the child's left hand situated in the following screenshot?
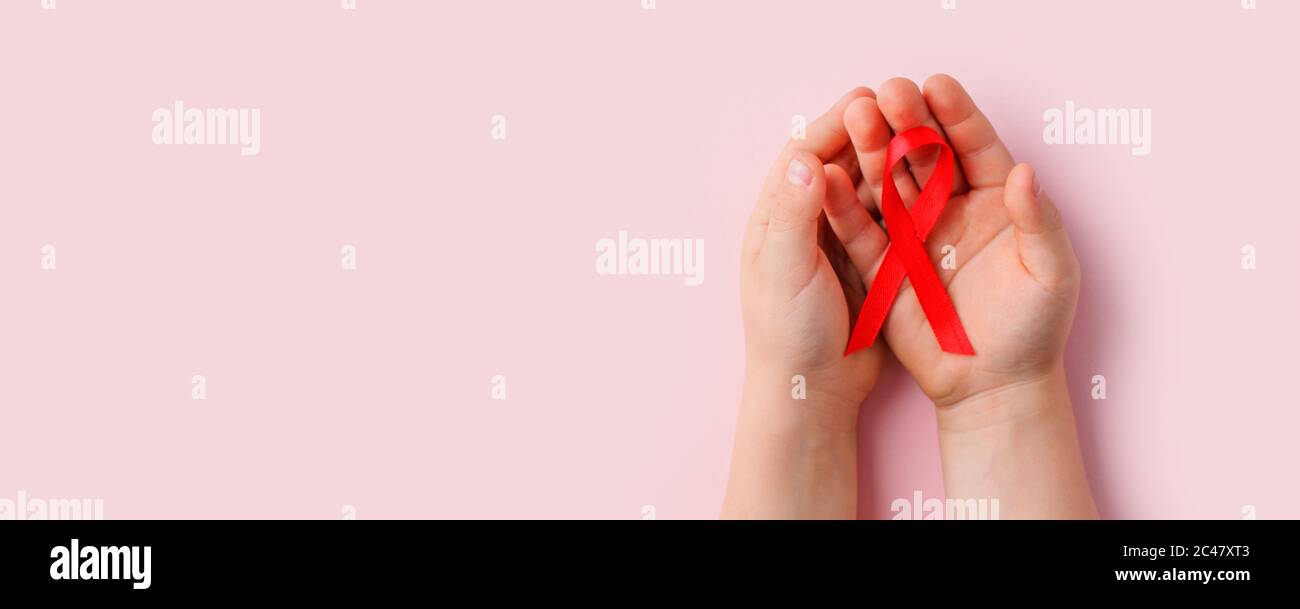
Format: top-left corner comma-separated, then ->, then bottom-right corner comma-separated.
725,88 -> 888,518
739,88 -> 891,421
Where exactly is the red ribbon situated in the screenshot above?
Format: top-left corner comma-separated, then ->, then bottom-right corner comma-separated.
844,126 -> 974,356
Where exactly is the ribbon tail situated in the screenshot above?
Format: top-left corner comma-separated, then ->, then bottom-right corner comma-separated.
845,249 -> 906,355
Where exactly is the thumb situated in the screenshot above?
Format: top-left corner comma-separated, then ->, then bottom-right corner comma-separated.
1003,163 -> 1077,284
764,151 -> 827,272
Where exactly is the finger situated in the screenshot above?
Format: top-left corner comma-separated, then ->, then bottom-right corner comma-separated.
923,74 -> 1016,190
823,162 -> 888,276
1004,163 -> 1077,284
790,86 -> 876,160
769,86 -> 877,197
786,88 -> 873,194
876,77 -> 968,194
748,88 -> 874,261
828,143 -> 862,185
763,151 -> 829,276
844,96 -> 921,216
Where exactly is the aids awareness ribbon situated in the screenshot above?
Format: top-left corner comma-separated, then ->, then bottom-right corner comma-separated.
844,126 -> 974,356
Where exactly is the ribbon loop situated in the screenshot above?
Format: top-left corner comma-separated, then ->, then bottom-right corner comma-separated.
845,126 -> 974,356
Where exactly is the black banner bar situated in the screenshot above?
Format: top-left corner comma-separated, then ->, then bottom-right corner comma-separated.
0,520 -> 1286,596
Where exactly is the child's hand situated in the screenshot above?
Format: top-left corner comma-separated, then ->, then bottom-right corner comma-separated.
824,75 -> 1079,413
724,88 -> 887,518
740,88 -> 890,419
823,75 -> 1095,517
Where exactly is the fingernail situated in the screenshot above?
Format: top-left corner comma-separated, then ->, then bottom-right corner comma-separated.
1031,172 -> 1042,196
786,158 -> 813,187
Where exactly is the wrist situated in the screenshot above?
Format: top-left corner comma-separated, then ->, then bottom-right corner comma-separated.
741,363 -> 863,433
934,367 -> 1097,519
724,371 -> 860,519
934,367 -> 1070,434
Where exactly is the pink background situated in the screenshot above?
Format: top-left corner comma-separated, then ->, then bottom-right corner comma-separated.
1,0 -> 1296,519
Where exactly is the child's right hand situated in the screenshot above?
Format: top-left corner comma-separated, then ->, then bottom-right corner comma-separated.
822,75 -> 1096,517
824,75 -> 1080,416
